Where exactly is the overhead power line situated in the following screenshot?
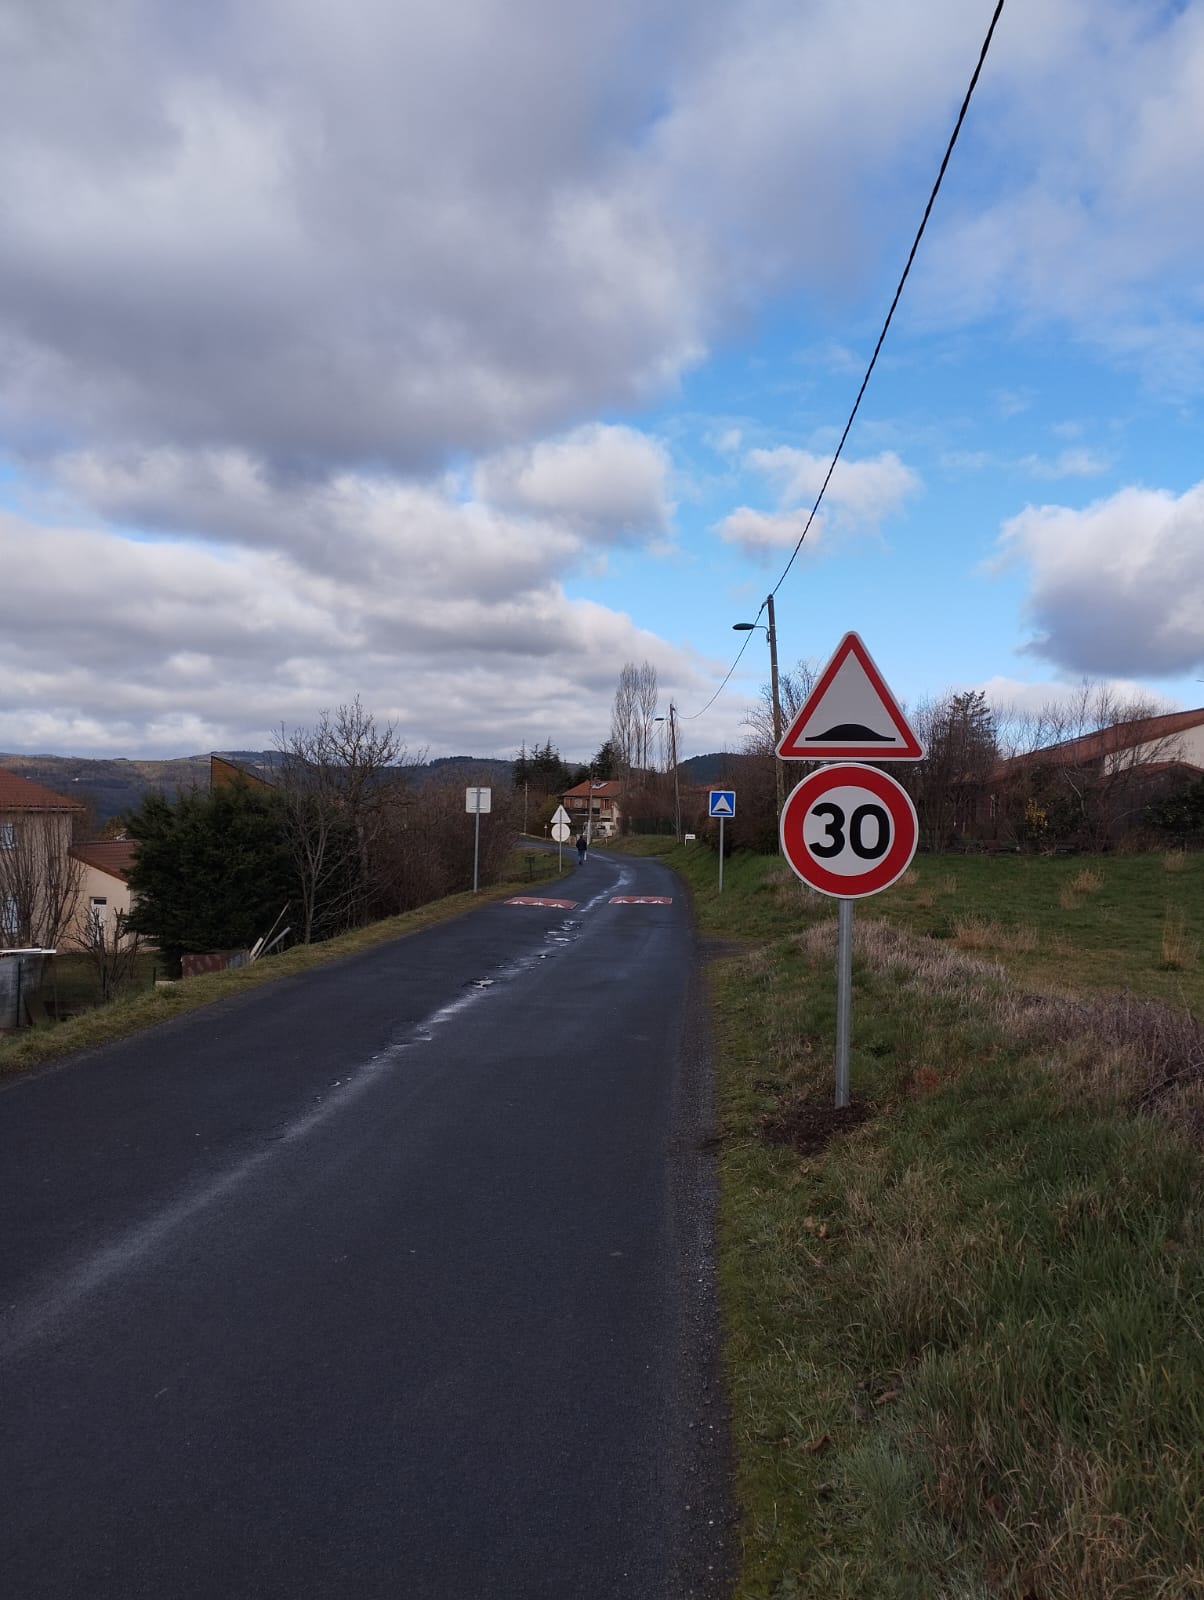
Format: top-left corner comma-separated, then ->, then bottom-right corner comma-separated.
682,0 -> 1008,723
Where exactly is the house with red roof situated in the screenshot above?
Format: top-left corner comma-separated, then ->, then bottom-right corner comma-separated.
0,770 -> 86,947
983,705 -> 1204,847
561,778 -> 624,838
67,838 -> 139,948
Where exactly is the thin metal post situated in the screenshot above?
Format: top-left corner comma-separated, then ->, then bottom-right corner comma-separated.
473,807 -> 481,893
766,593 -> 784,821
718,817 -> 725,893
670,705 -> 681,842
835,898 -> 854,1107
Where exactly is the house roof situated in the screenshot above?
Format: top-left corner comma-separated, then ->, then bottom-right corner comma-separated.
562,779 -> 624,800
0,770 -> 85,812
993,706 -> 1204,778
69,840 -> 137,881
210,753 -> 275,792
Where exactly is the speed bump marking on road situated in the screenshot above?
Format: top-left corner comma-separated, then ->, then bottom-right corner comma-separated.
608,896 -> 673,905
505,896 -> 579,909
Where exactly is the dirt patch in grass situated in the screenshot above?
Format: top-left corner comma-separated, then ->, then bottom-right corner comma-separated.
758,1093 -> 873,1155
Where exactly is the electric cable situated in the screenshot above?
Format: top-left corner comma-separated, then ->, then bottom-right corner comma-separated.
680,0 -> 1008,722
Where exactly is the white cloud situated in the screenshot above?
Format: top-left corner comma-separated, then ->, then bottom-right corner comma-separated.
713,506 -> 818,562
746,446 -> 920,524
995,481 -> 1204,676
473,424 -> 673,543
0,0 -> 999,474
0,494 -> 703,759
715,444 -> 919,561
1018,448 -> 1110,480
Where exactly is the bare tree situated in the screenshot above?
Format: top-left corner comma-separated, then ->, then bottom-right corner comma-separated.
610,660 -> 660,777
610,664 -> 638,777
0,815 -> 82,948
632,661 -> 659,774
75,905 -> 143,1002
275,697 -> 418,941
741,658 -> 817,756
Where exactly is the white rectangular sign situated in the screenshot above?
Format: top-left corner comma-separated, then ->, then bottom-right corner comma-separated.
465,787 -> 492,814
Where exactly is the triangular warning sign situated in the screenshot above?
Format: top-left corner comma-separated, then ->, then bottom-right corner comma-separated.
710,792 -> 734,816
776,632 -> 923,760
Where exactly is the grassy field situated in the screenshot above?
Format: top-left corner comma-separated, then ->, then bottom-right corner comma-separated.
629,838 -> 1204,1599
0,843 -> 569,1077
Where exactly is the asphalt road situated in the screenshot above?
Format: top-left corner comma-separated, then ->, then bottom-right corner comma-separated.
0,847 -> 731,1599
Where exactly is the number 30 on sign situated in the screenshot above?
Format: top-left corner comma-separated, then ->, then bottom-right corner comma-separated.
779,762 -> 918,899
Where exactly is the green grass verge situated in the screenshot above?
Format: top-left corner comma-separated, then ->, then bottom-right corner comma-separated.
0,844 -> 569,1078
660,840 -> 1204,1599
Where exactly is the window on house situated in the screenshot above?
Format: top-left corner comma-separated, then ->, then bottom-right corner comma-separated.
1,895 -> 17,938
0,823 -> 15,850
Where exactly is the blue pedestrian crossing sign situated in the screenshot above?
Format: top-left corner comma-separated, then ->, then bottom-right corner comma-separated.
709,790 -> 736,818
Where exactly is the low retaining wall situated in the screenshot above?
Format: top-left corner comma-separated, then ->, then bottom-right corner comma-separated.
180,949 -> 251,980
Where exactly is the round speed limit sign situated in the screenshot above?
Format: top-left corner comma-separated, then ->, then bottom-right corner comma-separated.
779,762 -> 918,899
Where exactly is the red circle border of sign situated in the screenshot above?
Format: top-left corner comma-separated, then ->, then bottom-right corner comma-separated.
779,762 -> 919,899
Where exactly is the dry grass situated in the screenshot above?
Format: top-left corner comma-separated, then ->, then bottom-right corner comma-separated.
1000,989 -> 1204,1138
1161,906 -> 1199,971
1069,867 -> 1105,894
1163,850 -> 1188,873
765,863 -> 824,911
952,916 -> 1039,954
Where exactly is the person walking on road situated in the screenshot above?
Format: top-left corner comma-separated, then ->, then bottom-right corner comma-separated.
576,833 -> 588,864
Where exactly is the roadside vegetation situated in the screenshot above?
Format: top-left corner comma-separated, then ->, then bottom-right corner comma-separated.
0,844 -> 567,1078
631,837 -> 1204,1599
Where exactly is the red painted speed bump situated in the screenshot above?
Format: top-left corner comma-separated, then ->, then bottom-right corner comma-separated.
505,897 -> 579,909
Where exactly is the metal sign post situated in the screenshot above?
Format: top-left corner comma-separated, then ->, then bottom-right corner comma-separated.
776,632 -> 924,1108
778,764 -> 918,1106
465,787 -> 492,892
550,804 -> 572,872
835,899 -> 854,1107
708,791 -> 736,894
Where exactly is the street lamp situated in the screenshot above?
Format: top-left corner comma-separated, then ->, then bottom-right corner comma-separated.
734,592 -> 785,816
654,705 -> 682,841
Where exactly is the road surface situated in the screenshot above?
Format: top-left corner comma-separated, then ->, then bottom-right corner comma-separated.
0,846 -> 730,1598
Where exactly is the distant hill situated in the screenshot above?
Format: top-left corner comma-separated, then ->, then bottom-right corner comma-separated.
419,756 -> 515,785
679,752 -> 744,785
0,749 -> 515,825
0,748 -> 740,827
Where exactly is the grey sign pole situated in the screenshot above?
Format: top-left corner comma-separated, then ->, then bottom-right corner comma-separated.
835,898 -> 854,1107
466,788 -> 491,894
718,817 -> 725,893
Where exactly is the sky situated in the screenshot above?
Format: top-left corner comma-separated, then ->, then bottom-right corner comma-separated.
2,0 -> 1203,767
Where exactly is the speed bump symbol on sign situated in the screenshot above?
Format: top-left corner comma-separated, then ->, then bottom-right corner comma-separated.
779,762 -> 918,899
